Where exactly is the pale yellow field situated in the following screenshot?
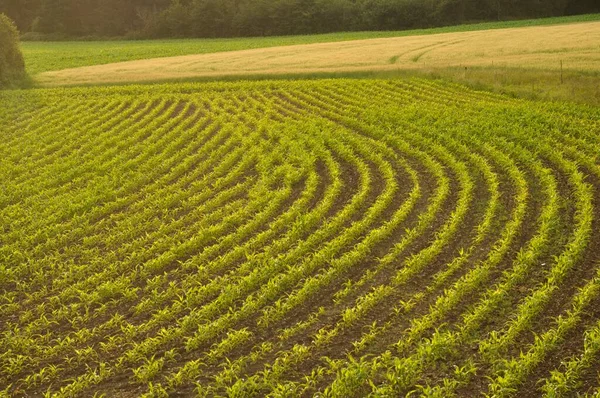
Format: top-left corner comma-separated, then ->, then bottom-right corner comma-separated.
37,21 -> 600,86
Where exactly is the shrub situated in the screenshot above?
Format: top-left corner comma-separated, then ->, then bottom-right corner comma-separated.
0,13 -> 26,88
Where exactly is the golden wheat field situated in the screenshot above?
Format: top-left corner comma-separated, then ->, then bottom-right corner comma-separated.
35,21 -> 600,86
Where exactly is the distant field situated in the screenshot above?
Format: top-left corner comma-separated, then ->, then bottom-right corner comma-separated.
22,13 -> 600,75
1,78 -> 600,397
35,20 -> 600,89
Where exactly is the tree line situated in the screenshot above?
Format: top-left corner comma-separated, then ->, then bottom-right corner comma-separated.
0,0 -> 598,39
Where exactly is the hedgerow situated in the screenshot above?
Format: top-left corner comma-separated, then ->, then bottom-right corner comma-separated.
0,13 -> 25,88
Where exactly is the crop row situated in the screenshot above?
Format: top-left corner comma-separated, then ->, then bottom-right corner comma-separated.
0,78 -> 599,397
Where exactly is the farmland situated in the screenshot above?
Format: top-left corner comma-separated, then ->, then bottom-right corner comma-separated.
21,14 -> 600,76
34,20 -> 600,89
1,78 -> 600,396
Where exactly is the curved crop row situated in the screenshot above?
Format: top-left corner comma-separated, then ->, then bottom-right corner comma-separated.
0,78 -> 599,397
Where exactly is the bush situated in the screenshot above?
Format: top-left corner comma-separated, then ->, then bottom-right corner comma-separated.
0,13 -> 26,88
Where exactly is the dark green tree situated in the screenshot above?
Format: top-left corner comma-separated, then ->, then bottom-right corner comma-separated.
0,0 -> 40,32
31,0 -> 68,34
1,0 -> 599,38
0,13 -> 25,88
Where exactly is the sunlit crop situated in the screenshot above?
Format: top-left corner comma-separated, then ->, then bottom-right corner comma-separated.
1,78 -> 599,397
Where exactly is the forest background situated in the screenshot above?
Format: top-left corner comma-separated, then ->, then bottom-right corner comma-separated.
1,0 -> 599,40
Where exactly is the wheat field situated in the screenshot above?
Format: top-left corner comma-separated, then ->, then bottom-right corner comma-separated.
35,21 -> 600,87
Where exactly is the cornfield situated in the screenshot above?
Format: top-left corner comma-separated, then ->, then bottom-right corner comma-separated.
1,78 -> 599,397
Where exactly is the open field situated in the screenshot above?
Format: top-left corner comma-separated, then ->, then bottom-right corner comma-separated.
35,20 -> 600,89
1,78 -> 600,396
22,14 -> 600,76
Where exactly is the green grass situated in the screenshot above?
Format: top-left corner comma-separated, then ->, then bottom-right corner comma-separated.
21,13 -> 600,75
427,66 -> 600,107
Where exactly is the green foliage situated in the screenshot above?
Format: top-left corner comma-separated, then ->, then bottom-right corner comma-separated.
1,0 -> 599,39
0,13 -> 25,88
